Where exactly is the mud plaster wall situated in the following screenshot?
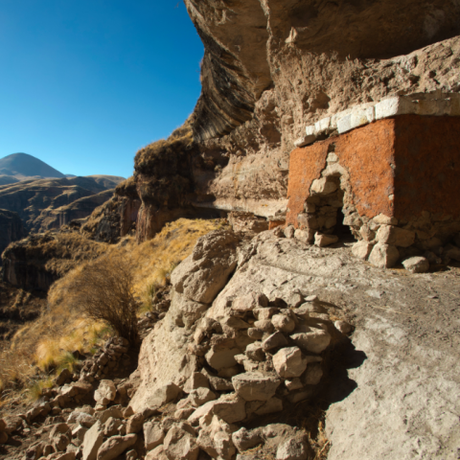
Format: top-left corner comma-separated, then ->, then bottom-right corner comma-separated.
287,115 -> 460,229
286,119 -> 397,227
393,115 -> 460,220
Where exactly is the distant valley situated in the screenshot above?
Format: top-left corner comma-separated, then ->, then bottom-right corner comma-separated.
0,153 -> 125,259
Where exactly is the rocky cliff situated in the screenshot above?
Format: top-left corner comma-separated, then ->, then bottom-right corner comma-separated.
128,0 -> 460,241
0,209 -> 27,264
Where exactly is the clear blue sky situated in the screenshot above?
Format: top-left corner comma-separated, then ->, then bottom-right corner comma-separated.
0,0 -> 204,178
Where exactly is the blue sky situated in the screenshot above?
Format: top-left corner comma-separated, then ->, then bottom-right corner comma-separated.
0,0 -> 204,178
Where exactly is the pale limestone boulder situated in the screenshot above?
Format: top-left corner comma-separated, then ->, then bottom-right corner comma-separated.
232,372 -> 281,401
82,421 -> 104,460
171,230 -> 240,304
94,380 -> 116,406
352,241 -> 374,260
197,415 -> 236,460
144,422 -> 165,451
314,232 -> 339,247
290,329 -> 331,354
188,394 -> 246,425
369,243 -> 400,268
402,256 -> 430,273
163,424 -> 199,460
271,314 -> 296,333
97,434 -> 137,460
273,347 -> 307,379
376,225 -> 415,247
188,388 -> 217,407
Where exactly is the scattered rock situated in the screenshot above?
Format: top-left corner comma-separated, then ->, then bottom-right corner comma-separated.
272,347 -> 307,379
368,243 -> 400,268
232,372 -> 281,401
314,232 -> 339,247
402,256 -> 430,273
94,380 -> 116,406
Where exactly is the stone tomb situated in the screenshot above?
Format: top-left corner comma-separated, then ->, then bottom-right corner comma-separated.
286,113 -> 460,267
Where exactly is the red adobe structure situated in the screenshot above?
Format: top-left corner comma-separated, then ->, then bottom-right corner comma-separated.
285,93 -> 460,267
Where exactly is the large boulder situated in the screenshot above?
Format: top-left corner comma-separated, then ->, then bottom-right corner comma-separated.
171,230 -> 240,304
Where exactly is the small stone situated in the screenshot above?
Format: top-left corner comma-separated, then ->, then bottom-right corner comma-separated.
272,347 -> 307,379
271,314 -> 296,334
334,320 -> 353,335
245,342 -> 265,361
94,380 -> 116,406
0,431 -> 8,444
247,328 -> 264,339
232,372 -> 281,401
254,307 -> 279,320
82,421 -> 104,460
314,232 -> 339,247
402,256 -> 430,273
302,362 -> 323,386
184,373 -> 210,393
285,378 -> 303,391
294,228 -> 312,244
232,427 -> 263,452
262,331 -> 288,352
126,413 -> 144,434
144,422 -> 165,451
352,241 -> 374,260
254,320 -> 274,333
290,330 -> 331,354
283,225 -> 296,238
276,436 -> 310,460
368,243 -> 400,268
188,388 -> 217,407
97,434 -> 137,460
376,225 -> 415,247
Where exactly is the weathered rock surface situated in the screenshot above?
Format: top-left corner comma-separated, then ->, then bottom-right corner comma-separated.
0,208 -> 27,263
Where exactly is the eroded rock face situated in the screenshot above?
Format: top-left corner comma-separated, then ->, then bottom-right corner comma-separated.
0,209 -> 27,264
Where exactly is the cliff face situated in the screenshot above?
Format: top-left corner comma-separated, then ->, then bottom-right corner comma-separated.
130,1 -> 460,241
0,209 -> 27,264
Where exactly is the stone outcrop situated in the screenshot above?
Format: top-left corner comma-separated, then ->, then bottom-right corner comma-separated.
0,209 -> 27,264
130,21 -> 460,239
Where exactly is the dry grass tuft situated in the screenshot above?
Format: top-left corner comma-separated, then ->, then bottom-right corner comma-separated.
0,218 -> 224,403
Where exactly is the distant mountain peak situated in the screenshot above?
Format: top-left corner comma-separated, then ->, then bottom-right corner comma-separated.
0,153 -> 64,179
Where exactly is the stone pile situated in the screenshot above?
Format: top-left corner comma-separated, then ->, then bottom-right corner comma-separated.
79,337 -> 131,383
